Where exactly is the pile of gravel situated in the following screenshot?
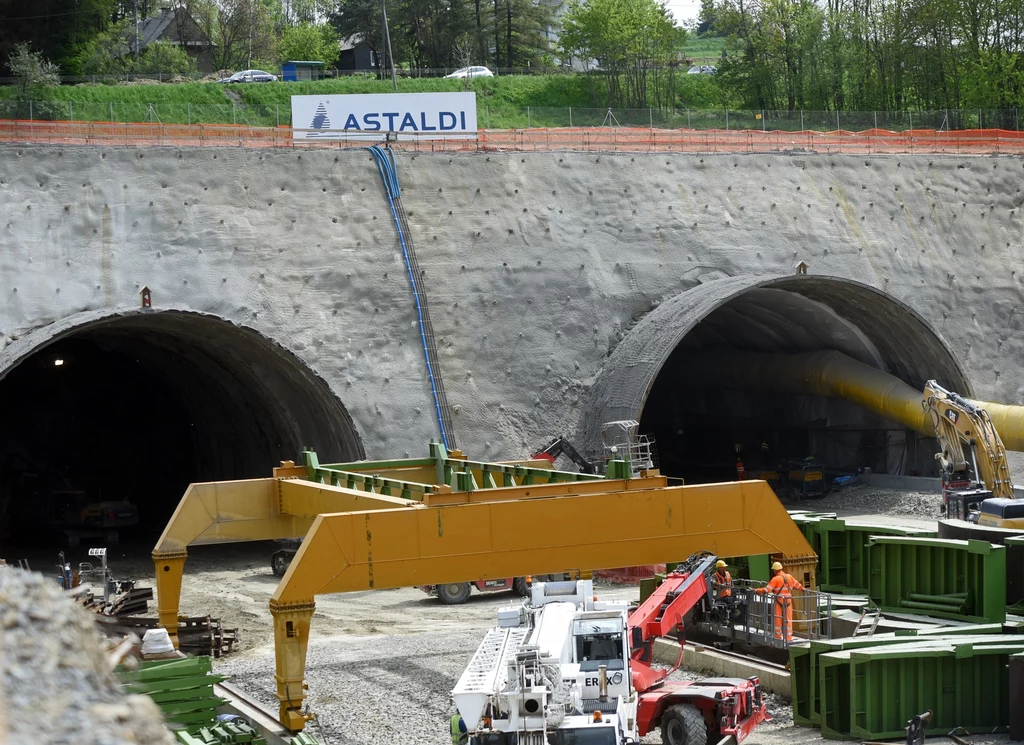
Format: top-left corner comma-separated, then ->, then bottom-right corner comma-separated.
798,484 -> 943,519
0,567 -> 172,745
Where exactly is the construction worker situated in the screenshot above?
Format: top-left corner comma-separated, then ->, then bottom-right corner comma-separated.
450,713 -> 468,745
755,561 -> 804,641
736,457 -> 747,480
713,560 -> 733,598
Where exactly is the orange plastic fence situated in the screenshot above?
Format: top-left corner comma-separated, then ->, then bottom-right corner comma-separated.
2,119 -> 1024,155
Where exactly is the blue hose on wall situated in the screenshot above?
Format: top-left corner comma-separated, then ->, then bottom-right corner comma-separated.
368,145 -> 453,450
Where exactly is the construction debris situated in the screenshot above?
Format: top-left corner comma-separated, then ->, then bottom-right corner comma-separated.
0,566 -> 173,745
99,615 -> 239,657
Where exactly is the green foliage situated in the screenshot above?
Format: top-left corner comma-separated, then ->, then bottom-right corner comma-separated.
70,21 -> 135,77
279,23 -> 338,65
559,0 -> 686,108
139,42 -> 199,75
708,0 -> 1024,112
9,43 -> 61,96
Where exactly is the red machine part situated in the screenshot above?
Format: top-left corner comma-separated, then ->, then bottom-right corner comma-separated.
627,554 -> 770,742
635,678 -> 771,741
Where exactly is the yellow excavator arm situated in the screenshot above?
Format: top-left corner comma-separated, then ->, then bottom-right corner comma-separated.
153,446 -> 816,731
923,380 -> 1013,499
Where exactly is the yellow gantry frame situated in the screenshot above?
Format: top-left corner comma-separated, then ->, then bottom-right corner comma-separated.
153,451 -> 815,731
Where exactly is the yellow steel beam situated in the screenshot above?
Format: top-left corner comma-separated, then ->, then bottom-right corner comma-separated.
421,474 -> 668,506
267,479 -> 813,728
152,478 -> 423,648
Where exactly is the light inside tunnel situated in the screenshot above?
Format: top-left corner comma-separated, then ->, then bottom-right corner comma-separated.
638,278 -> 969,487
0,311 -> 362,549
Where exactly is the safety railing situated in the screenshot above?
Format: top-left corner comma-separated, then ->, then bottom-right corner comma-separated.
701,578 -> 833,650
2,119 -> 1024,156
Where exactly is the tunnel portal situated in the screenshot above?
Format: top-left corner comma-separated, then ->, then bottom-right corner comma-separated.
587,276 -> 970,487
0,311 -> 362,549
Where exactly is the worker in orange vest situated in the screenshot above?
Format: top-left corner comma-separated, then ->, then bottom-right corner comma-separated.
735,457 -> 747,480
713,560 -> 733,598
755,561 -> 804,641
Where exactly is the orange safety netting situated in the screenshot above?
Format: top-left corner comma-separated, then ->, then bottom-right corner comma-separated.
2,119 -> 1024,154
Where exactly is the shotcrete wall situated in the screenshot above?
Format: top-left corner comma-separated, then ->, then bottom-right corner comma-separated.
1,145 -> 1023,470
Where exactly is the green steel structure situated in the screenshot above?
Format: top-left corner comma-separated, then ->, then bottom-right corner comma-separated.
118,656 -> 227,731
819,637 -> 1024,739
790,626 -> 1009,728
867,537 -> 1007,623
302,441 -> 604,500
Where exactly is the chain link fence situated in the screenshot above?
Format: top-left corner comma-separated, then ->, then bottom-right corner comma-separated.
1,100 -> 1020,133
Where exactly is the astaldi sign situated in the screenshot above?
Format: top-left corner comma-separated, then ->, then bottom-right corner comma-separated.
291,92 -> 478,140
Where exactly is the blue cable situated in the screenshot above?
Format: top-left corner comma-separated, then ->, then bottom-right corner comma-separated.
368,145 -> 450,450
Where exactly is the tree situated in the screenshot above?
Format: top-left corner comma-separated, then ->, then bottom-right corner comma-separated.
560,0 -> 685,108
9,43 -> 61,95
139,41 -> 200,74
279,23 -> 339,63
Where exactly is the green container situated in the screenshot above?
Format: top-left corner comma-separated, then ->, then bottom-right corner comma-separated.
867,537 -> 1006,623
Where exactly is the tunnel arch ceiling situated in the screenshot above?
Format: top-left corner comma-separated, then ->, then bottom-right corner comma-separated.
581,275 -> 970,482
0,310 -> 363,545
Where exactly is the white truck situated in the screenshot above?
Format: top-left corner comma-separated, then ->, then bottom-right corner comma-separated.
452,579 -> 635,744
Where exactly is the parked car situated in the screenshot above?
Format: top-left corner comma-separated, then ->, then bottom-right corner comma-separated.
687,65 -> 718,75
444,66 -> 494,79
218,69 -> 278,83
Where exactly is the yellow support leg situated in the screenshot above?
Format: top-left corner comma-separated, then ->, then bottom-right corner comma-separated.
152,550 -> 187,647
271,598 -> 316,730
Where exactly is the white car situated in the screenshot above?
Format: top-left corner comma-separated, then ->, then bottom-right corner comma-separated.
687,65 -> 718,75
444,66 -> 494,79
218,69 -> 278,83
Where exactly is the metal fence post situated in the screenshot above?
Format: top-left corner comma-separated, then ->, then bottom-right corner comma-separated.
836,109 -> 840,131
569,106 -> 572,127
726,108 -> 729,130
979,108 -> 983,131
1016,108 -> 1020,132
276,104 -> 279,127
109,102 -> 114,123
762,109 -> 765,132
687,109 -> 690,129
874,110 -> 877,130
649,107 -> 653,129
69,100 -> 73,121
527,106 -> 531,129
188,102 -> 191,125
233,103 -> 236,126
486,104 -> 490,129
800,109 -> 804,130
29,100 -> 32,121
909,110 -> 912,132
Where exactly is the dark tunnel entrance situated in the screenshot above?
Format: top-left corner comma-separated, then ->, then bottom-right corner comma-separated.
593,277 -> 970,489
0,311 -> 363,551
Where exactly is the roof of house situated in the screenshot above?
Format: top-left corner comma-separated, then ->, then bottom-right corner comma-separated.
134,8 -> 211,50
340,35 -> 369,52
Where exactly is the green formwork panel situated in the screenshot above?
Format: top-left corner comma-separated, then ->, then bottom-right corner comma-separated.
848,643 -> 1024,739
867,537 -> 1006,623
790,643 -> 814,727
818,520 -> 936,594
819,650 -> 854,739
793,628 -> 1008,728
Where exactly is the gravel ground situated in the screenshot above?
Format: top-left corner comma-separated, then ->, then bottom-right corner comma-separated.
785,483 -> 944,522
0,567 -> 173,745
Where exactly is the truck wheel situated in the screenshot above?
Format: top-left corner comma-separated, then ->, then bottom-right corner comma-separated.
513,577 -> 529,596
437,582 -> 472,605
271,550 -> 292,577
661,704 -> 707,745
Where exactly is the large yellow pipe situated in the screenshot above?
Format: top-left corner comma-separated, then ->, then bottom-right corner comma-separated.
684,350 -> 1024,452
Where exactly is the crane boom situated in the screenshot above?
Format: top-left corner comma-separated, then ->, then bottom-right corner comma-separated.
923,380 -> 1013,500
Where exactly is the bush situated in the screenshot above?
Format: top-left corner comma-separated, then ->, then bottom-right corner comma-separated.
138,42 -> 198,76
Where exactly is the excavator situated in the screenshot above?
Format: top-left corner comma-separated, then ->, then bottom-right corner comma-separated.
922,380 -> 1020,526
452,553 -> 768,745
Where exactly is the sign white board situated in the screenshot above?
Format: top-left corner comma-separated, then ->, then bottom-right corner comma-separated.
291,92 -> 478,140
